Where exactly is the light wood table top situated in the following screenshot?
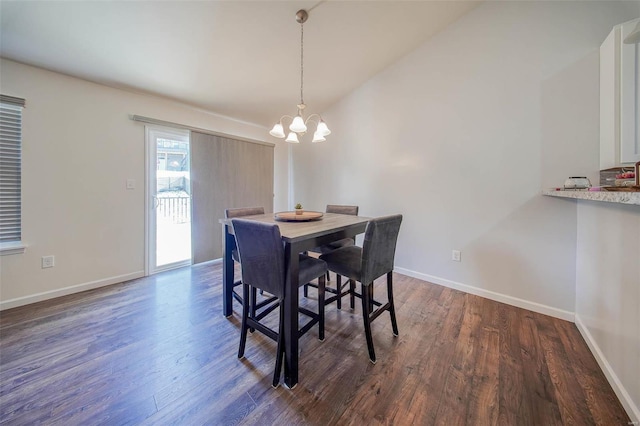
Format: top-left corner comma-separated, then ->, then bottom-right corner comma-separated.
221,212 -> 370,243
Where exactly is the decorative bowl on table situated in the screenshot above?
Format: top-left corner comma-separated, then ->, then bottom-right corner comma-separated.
274,211 -> 324,222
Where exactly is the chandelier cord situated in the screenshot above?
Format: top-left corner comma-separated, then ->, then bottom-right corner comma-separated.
269,9 -> 330,142
300,21 -> 304,107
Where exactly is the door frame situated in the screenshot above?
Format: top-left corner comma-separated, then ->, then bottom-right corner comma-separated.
144,124 -> 192,276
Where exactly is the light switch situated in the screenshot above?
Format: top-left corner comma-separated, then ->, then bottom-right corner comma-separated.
126,179 -> 135,190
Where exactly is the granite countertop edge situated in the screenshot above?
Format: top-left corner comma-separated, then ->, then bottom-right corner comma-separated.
542,189 -> 640,206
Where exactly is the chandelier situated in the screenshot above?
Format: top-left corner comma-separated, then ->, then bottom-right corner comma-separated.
269,9 -> 331,143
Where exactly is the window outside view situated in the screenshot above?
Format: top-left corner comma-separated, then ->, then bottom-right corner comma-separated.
156,137 -> 191,267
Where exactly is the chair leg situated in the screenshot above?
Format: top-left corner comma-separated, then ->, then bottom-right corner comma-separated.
349,279 -> 356,309
318,275 -> 326,341
303,250 -> 318,293
238,284 -> 250,359
326,271 -> 330,281
273,301 -> 285,388
249,286 -> 257,333
369,283 -> 375,312
361,283 -> 376,364
387,272 -> 399,336
336,275 -> 342,310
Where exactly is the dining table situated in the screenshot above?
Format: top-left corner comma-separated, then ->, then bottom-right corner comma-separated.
220,211 -> 370,388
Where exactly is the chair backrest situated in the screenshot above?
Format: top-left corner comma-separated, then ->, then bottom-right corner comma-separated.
361,214 -> 403,285
326,205 -> 359,216
231,218 -> 285,298
225,206 -> 265,218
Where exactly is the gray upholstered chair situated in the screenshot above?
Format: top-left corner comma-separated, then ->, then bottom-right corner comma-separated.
304,204 -> 359,309
320,214 -> 402,363
225,206 -> 266,265
225,207 -> 277,316
232,218 -> 327,387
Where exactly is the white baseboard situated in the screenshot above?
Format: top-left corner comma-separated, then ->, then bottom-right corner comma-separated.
575,314 -> 640,424
0,271 -> 145,311
393,267 -> 575,322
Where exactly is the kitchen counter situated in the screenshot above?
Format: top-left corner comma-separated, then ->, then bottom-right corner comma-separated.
542,188 -> 640,206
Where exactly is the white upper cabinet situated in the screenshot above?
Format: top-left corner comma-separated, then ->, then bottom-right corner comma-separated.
600,18 -> 640,169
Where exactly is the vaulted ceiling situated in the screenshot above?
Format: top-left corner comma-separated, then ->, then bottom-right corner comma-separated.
0,1 -> 479,127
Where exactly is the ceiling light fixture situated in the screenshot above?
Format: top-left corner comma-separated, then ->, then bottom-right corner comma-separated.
269,9 -> 331,143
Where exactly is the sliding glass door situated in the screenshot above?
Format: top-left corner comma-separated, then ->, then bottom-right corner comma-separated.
145,126 -> 192,274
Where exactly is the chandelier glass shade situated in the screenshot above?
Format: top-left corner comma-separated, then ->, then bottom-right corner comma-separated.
269,9 -> 331,143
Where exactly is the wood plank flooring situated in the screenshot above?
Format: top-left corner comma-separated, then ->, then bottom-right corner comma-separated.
0,263 -> 630,425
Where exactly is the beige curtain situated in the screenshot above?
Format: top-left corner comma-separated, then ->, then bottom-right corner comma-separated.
191,132 -> 274,264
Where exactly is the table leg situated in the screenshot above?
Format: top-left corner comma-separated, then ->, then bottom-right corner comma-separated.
222,223 -> 235,317
283,243 -> 300,388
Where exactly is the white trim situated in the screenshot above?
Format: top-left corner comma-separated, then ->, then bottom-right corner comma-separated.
0,271 -> 145,311
575,314 -> 640,424
144,125 -> 151,276
151,259 -> 192,274
0,242 -> 26,256
394,267 -> 575,322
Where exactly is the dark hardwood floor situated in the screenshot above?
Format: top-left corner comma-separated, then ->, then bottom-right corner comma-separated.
0,262 -> 630,425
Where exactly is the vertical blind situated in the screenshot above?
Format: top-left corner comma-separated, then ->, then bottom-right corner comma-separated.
191,132 -> 274,264
0,95 -> 25,243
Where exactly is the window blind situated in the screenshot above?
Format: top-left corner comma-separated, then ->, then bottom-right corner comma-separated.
0,96 -> 25,243
190,132 -> 274,264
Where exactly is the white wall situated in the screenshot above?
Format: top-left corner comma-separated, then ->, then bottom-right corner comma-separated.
0,59 -> 289,307
293,0 -> 640,417
575,201 -> 640,422
293,1 -> 637,318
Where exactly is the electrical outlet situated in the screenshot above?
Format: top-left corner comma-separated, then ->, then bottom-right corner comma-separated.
452,250 -> 461,262
42,255 -> 55,268
126,179 -> 135,190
